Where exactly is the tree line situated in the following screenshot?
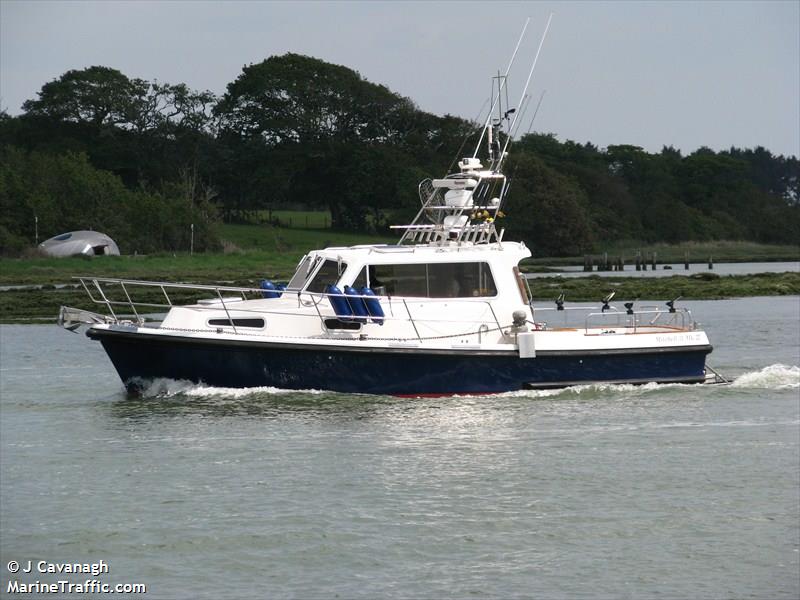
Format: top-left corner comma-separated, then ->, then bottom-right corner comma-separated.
1,54 -> 797,256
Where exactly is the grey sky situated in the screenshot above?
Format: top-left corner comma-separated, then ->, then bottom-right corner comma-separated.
2,0 -> 798,157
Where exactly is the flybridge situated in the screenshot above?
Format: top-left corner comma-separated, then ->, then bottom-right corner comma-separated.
392,15 -> 553,248
392,158 -> 508,246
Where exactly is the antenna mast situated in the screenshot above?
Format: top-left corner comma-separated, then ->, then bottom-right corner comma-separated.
496,13 -> 553,171
472,17 -> 530,160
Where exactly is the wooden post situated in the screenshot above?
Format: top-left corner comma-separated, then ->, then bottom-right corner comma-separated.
685,251 -> 689,270
651,252 -> 657,270
708,256 -> 714,270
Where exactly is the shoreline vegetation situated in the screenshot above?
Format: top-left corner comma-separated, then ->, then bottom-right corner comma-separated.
3,56 -> 799,263
1,229 -> 797,323
3,59 -> 797,327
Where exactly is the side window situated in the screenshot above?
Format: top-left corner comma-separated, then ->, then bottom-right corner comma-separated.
369,264 -> 426,296
351,266 -> 368,290
477,262 -> 497,297
362,263 -> 496,298
306,259 -> 347,293
427,263 -> 497,297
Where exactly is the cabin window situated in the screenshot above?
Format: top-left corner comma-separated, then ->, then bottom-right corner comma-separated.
356,262 -> 496,298
208,318 -> 265,328
351,267 -> 368,290
305,259 -> 347,293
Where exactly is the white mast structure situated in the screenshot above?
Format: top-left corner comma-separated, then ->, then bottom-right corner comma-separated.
394,16 -> 553,247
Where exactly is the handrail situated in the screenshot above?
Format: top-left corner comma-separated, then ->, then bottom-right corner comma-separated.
120,281 -> 141,325
216,288 -> 237,335
71,276 -> 695,342
583,308 -> 690,333
402,299 -> 422,341
73,276 -> 281,294
72,276 -> 509,341
528,301 -> 694,331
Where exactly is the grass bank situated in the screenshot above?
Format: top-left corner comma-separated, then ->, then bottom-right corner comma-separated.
2,224 -> 798,322
0,224 -> 393,287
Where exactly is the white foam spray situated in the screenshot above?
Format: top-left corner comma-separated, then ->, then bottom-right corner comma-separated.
133,364 -> 799,400
137,378 -> 324,399
731,364 -> 800,389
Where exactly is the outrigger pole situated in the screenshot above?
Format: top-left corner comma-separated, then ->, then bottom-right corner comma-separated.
496,13 -> 553,172
525,89 -> 547,136
472,17 -> 530,161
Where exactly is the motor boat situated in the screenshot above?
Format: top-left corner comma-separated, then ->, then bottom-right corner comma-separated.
58,22 -> 715,396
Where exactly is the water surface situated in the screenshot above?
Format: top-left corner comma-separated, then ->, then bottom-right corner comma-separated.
1,296 -> 798,598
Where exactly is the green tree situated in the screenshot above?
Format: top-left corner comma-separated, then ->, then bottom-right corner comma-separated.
215,53 -> 416,144
22,66 -> 147,128
503,153 -> 594,256
0,145 -> 219,255
213,53 -> 467,228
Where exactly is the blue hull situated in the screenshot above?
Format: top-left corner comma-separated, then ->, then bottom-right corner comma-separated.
88,328 -> 711,396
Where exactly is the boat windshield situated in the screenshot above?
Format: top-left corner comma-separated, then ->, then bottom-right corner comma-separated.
286,255 -> 318,290
305,259 -> 347,293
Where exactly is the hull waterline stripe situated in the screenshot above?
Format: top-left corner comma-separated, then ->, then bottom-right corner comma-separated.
87,327 -> 711,357
523,375 -> 706,389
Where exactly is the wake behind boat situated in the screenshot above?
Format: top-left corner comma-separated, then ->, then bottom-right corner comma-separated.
57,20 -> 716,396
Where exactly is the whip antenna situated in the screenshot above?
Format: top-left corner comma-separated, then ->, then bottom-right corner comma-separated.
510,94 -> 532,140
497,13 -> 553,170
525,89 -> 547,136
472,17 -> 530,159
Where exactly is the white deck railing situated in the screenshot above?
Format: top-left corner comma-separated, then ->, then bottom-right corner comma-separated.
69,276 -> 696,339
71,276 -> 506,340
